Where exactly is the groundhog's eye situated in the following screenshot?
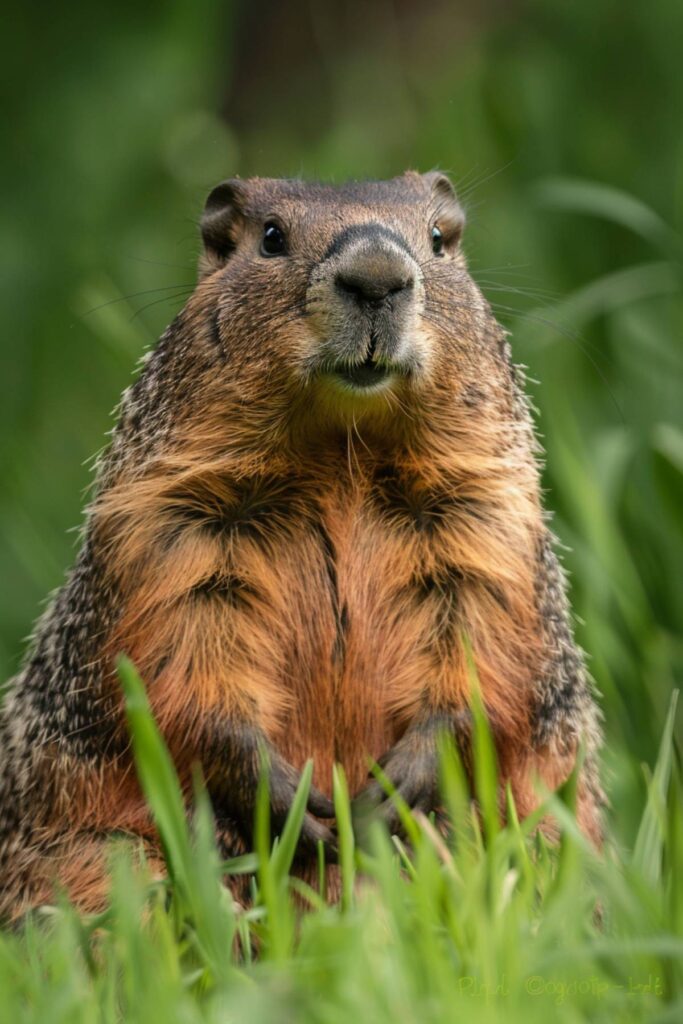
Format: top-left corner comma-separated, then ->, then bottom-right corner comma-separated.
261,222 -> 287,257
431,225 -> 444,255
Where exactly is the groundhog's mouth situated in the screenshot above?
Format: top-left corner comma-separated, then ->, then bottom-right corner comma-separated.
332,358 -> 391,390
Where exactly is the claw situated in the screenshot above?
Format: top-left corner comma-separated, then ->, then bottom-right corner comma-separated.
352,715 -> 456,838
306,785 -> 336,820
265,751 -> 338,861
210,733 -> 338,860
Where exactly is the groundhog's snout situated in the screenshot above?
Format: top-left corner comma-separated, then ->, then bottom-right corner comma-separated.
305,225 -> 425,394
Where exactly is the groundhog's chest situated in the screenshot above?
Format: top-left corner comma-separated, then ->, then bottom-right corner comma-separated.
249,477 -> 459,793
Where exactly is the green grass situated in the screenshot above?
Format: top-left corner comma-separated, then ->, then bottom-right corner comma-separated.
0,662 -> 680,1024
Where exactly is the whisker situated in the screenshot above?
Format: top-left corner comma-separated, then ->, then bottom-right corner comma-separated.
456,160 -> 516,204
124,254 -> 195,271
476,281 -> 560,302
129,291 -> 195,322
351,413 -> 373,458
80,284 -> 196,319
426,295 -> 625,421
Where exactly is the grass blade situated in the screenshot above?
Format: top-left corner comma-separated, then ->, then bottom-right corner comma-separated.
633,690 -> 680,884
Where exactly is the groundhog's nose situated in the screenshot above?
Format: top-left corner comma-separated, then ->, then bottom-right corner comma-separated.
334,247 -> 415,305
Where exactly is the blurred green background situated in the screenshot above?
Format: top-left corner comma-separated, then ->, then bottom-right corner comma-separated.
2,0 -> 681,841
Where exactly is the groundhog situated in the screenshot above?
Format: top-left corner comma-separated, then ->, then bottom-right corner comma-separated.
0,172 -> 603,919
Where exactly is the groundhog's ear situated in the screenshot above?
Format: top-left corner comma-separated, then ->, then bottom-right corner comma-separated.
422,171 -> 466,248
199,179 -> 246,277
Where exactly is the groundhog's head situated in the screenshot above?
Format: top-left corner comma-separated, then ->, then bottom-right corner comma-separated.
197,172 -> 496,438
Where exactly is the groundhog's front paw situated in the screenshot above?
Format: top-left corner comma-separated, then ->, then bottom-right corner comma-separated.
352,714 -> 463,838
208,733 -> 336,857
266,750 -> 337,855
